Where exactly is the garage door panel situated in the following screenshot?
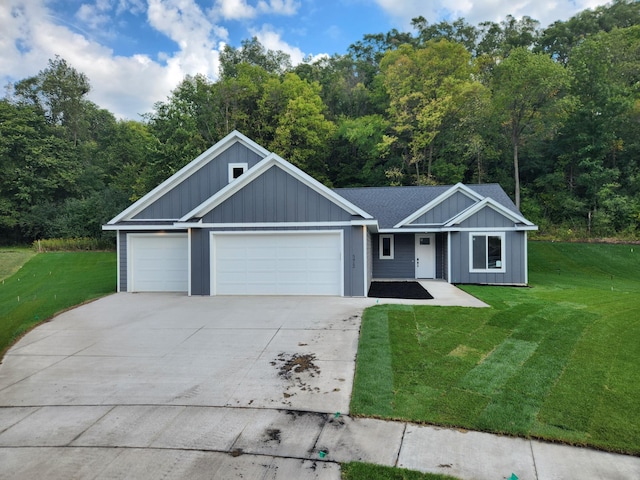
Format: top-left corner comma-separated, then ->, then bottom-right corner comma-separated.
129,234 -> 188,292
213,232 -> 342,296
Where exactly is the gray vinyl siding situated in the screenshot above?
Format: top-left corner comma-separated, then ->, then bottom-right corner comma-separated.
347,226 -> 366,296
190,225 -> 366,296
456,206 -> 516,229
449,231 -> 527,284
372,233 -> 415,279
410,191 -> 476,224
118,231 -> 127,292
436,233 -> 446,280
366,230 -> 373,290
133,143 -> 264,220
203,166 -> 353,223
190,229 -> 209,295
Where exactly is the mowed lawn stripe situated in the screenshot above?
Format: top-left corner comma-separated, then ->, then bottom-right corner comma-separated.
351,242 -> 640,454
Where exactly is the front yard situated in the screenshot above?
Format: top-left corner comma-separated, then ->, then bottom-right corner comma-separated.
0,251 -> 116,359
351,242 -> 640,455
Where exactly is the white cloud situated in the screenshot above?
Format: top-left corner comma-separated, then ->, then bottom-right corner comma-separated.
214,0 -> 258,20
257,0 -> 300,16
251,24 -> 305,64
373,0 -> 612,29
0,0 -> 225,119
75,1 -> 112,31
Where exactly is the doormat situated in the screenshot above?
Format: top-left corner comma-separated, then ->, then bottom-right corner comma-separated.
368,281 -> 434,300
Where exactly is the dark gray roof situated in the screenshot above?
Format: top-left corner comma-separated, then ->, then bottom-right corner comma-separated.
334,184 -> 521,229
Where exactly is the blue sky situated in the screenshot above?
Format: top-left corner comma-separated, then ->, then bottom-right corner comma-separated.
2,0 -> 609,120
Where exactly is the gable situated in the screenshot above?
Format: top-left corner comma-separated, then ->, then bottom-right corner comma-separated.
202,165 -> 355,223
454,205 -> 518,229
409,191 -> 477,225
133,142 -> 264,220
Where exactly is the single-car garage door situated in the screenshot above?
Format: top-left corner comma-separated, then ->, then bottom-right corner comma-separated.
212,232 -> 343,295
128,233 -> 188,292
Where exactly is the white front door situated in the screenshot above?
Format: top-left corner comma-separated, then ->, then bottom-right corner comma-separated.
415,234 -> 435,278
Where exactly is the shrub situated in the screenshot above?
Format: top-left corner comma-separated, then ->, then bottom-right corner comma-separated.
33,237 -> 115,252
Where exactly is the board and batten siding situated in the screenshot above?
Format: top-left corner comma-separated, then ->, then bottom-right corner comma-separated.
133,143 -> 264,220
410,191 -> 476,224
456,206 -> 516,229
118,230 -> 127,292
436,233 -> 447,280
372,233 -> 415,279
202,166 -> 353,224
449,230 -> 527,284
190,229 -> 209,295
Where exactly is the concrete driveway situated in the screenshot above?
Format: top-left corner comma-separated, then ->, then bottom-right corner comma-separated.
0,294 -> 369,412
0,293 -> 373,479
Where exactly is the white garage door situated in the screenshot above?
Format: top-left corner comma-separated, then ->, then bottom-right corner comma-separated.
212,232 -> 343,295
128,234 -> 188,292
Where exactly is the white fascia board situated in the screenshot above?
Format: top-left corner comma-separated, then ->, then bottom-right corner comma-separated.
392,183 -> 484,228
445,198 -> 534,227
102,224 -> 186,231
107,131 -> 269,224
193,221 -> 354,228
378,227 -> 444,233
180,153 -> 374,222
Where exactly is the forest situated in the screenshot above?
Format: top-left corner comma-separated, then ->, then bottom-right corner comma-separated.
1,0 -> 639,245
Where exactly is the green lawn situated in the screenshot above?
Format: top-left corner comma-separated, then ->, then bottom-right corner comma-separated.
0,247 -> 36,281
0,252 -> 116,359
351,242 -> 640,455
341,462 -> 459,480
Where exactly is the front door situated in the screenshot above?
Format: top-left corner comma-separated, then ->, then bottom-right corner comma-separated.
415,234 -> 435,278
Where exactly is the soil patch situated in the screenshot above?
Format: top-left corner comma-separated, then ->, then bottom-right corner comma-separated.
274,353 -> 321,378
368,281 -> 433,300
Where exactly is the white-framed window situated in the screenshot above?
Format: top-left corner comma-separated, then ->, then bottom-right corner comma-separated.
469,232 -> 506,273
379,234 -> 394,259
228,163 -> 248,183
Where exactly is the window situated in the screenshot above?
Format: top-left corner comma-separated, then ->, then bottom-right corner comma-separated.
379,234 -> 394,259
469,233 -> 505,272
228,163 -> 248,183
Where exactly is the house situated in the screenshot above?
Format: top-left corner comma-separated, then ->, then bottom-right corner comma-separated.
103,131 -> 537,296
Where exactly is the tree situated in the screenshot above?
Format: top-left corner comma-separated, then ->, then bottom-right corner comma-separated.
260,73 -> 336,182
13,56 -> 91,145
491,47 -> 571,209
219,37 -> 291,78
379,40 -> 480,185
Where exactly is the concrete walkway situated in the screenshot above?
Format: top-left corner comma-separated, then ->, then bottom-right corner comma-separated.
0,292 -> 638,479
1,405 -> 638,479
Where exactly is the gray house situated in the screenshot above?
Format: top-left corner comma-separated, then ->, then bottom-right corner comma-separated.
104,131 -> 537,296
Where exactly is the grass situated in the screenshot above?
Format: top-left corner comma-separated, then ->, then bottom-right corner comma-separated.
0,247 -> 36,281
0,251 -> 116,359
351,242 -> 640,455
341,462 -> 459,480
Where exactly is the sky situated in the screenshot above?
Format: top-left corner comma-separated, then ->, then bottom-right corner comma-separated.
1,0 -> 610,120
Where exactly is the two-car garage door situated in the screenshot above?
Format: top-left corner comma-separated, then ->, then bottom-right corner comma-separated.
211,232 -> 343,296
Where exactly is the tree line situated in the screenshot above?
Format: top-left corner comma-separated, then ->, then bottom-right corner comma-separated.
1,0 -> 639,245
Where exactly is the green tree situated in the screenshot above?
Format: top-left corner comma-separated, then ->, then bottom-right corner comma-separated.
491,47 -> 571,209
260,73 -> 336,182
379,40 -> 480,185
13,56 -> 91,145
